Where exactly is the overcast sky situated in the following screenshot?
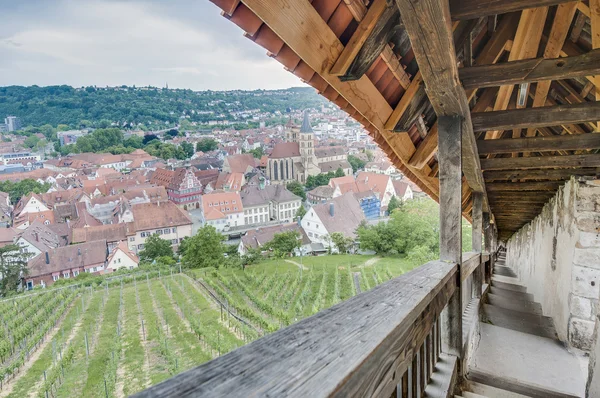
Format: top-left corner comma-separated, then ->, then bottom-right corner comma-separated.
0,0 -> 304,90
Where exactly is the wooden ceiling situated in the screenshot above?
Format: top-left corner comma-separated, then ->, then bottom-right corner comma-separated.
209,0 -> 600,241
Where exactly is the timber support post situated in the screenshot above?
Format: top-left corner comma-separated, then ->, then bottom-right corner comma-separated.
472,192 -> 483,298
438,115 -> 463,375
483,212 -> 493,285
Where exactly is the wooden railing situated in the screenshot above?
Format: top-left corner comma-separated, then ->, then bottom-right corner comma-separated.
133,254 -> 491,398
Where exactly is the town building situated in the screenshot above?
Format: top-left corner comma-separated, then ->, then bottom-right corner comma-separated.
150,167 -> 203,210
240,183 -> 302,226
4,116 -> 22,132
301,192 -> 365,251
15,220 -> 64,261
237,223 -> 311,256
0,192 -> 12,227
106,241 -> 139,272
25,240 -> 108,288
200,191 -> 244,232
222,154 -> 257,174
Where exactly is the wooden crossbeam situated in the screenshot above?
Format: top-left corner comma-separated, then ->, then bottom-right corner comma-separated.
330,0 -> 388,77
477,133 -> 600,154
385,72 -> 423,130
409,123 -> 438,168
460,49 -> 600,90
486,182 -> 562,192
592,0 -> 600,130
481,154 -> 600,170
472,102 -> 600,132
449,0 -> 574,21
484,168 -> 600,181
393,0 -> 488,201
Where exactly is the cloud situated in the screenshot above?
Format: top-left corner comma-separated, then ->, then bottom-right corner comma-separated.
0,0 -> 305,90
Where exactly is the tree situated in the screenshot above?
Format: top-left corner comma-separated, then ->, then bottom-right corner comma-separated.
286,181 -> 306,201
348,155 -> 366,173
0,245 -> 28,296
267,230 -> 301,257
0,179 -> 51,205
335,167 -> 345,178
182,225 -> 225,268
23,135 -> 41,149
196,138 -> 218,152
330,232 -> 354,254
365,150 -> 374,161
387,196 -> 402,214
180,141 -> 194,158
295,205 -> 307,219
248,147 -> 264,159
138,234 -> 173,261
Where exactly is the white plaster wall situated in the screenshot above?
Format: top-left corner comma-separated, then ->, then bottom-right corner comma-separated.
506,179 -> 600,351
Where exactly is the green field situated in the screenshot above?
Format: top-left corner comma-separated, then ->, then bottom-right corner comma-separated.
1,255 -> 418,397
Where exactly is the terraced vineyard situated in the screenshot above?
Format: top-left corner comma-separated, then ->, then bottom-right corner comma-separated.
1,255 -> 418,397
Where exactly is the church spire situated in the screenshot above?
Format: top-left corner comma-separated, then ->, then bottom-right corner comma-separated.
300,111 -> 313,133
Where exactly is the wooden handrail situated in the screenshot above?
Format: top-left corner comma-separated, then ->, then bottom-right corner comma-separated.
133,260 -> 458,397
461,251 -> 482,282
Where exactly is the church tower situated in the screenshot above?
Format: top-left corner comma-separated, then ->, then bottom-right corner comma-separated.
299,111 -> 318,177
285,117 -> 298,142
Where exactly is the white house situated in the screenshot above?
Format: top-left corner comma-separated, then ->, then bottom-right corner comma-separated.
16,193 -> 50,216
106,241 -> 139,271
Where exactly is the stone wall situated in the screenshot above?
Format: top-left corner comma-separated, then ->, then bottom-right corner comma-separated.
505,178 -> 600,352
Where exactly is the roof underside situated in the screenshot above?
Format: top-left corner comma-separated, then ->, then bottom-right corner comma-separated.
210,0 -> 600,241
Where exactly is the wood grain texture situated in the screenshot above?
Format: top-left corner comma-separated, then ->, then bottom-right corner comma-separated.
477,133 -> 600,154
486,182 -> 563,191
409,123 -> 439,168
484,167 -> 600,181
480,153 -> 600,170
393,0 -> 487,207
461,252 -> 481,282
449,0 -> 574,21
132,261 -> 457,398
460,49 -> 600,90
472,101 -> 600,132
385,72 -> 423,130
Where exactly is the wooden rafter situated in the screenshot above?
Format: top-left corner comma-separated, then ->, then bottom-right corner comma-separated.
449,0 -> 576,21
459,49 -> 600,90
591,0 -> 600,130
480,153 -> 600,170
473,101 -> 600,132
477,133 -> 600,154
484,168 -> 600,181
392,0 -> 488,206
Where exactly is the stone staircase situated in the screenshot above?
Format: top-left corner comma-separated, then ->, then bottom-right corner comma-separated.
461,251 -> 587,398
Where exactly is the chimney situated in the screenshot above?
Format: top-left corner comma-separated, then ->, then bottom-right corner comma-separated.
34,232 -> 39,242
45,251 -> 49,264
78,248 -> 81,256
329,203 -> 334,217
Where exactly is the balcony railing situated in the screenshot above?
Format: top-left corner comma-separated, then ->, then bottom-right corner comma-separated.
133,252 -> 491,397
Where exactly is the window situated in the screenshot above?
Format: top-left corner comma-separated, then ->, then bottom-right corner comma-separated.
226,208 -> 230,211
26,281 -> 33,290
172,239 -> 178,244
117,258 -> 121,264
73,270 -> 79,277
53,275 -> 59,281
233,200 -> 236,204
129,237 -> 134,242
209,203 -> 212,207
164,229 -> 170,234
172,227 -> 177,233
63,271 -> 70,278
156,230 -> 163,235
234,207 -> 238,211
138,244 -> 144,249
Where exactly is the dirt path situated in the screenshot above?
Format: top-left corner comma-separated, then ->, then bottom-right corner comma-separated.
135,285 -> 152,390
1,301 -> 77,398
353,273 -> 362,295
285,259 -> 308,271
115,296 -> 127,398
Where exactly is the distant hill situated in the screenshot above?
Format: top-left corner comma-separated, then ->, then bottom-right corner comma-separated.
0,85 -> 327,128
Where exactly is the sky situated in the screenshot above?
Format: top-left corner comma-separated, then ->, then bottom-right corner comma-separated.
0,0 -> 305,90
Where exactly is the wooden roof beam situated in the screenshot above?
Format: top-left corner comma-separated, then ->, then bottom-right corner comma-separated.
450,0 -> 576,21
481,153 -> 600,170
477,133 -> 600,154
459,49 -> 600,90
330,0 -> 390,77
487,182 -> 564,191
472,101 -> 600,132
484,168 -> 600,181
393,0 -> 489,209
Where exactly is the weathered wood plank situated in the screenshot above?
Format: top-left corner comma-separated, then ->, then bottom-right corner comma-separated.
476,133 -> 600,154
472,102 -> 600,132
460,49 -> 600,90
486,182 -> 563,191
395,84 -> 428,131
132,260 -> 457,398
393,0 -> 488,211
437,115 -> 463,368
484,167 -> 600,181
591,0 -> 600,129
385,72 -> 424,131
461,252 -> 481,282
449,0 -> 574,21
409,123 -> 439,168
480,154 -> 600,170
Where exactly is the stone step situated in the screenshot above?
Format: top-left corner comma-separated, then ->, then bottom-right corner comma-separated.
463,392 -> 487,398
486,293 -> 543,316
489,286 -> 534,302
465,381 -> 530,398
491,279 -> 527,293
482,304 -> 556,340
493,265 -> 517,278
470,323 -> 586,398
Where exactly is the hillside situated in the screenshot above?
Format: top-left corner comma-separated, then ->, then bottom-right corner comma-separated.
0,85 -> 327,128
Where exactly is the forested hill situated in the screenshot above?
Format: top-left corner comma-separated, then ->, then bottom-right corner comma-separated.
0,85 -> 326,127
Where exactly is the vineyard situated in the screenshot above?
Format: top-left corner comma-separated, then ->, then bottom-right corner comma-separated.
0,255 -> 418,397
